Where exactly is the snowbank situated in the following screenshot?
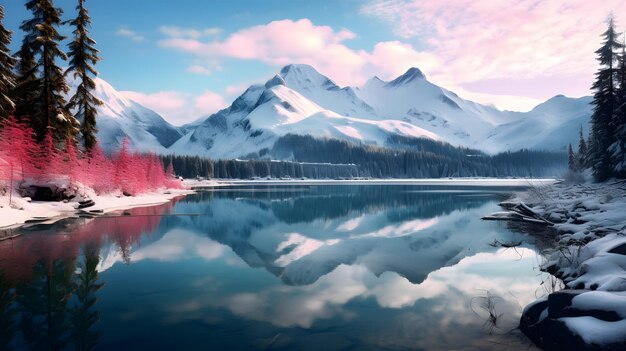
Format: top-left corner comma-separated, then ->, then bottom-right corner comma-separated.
0,188 -> 193,231
507,180 -> 626,350
0,178 -> 234,231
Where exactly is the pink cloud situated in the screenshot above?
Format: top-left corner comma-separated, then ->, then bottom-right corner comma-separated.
225,83 -> 254,96
194,91 -> 227,116
361,0 -> 626,98
158,9 -> 626,110
120,90 -> 227,125
159,18 -> 432,86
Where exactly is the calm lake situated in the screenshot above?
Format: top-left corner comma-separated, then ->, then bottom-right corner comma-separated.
0,184 -> 552,350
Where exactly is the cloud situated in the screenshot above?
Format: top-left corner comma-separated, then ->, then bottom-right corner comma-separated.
187,65 -> 212,76
361,0 -> 626,98
225,83 -> 252,96
159,25 -> 222,39
194,91 -> 228,115
158,18 -> 436,87
120,89 -> 227,125
154,18 -> 542,110
116,27 -> 145,42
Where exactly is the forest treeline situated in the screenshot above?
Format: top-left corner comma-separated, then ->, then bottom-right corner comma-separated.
161,134 -> 566,179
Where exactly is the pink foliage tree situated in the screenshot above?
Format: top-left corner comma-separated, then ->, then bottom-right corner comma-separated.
0,116 -> 39,181
0,121 -> 181,196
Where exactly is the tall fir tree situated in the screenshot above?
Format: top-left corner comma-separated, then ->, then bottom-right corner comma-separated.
590,17 -> 622,181
0,6 -> 17,119
578,125 -> 588,169
611,40 -> 626,176
13,40 -> 39,125
66,0 -> 102,151
568,143 -> 576,171
21,0 -> 79,142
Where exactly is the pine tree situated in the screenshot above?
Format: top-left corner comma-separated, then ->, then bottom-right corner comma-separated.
21,0 -> 79,142
70,244 -> 103,351
65,0 -> 102,152
611,40 -> 626,176
568,143 -> 576,171
578,125 -> 588,168
0,6 -> 16,119
590,17 -> 622,181
13,40 -> 39,125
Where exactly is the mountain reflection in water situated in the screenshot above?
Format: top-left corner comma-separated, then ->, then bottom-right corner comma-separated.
0,185 -> 546,350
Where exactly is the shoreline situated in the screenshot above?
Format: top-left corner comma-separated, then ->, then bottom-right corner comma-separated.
186,177 -> 560,188
1,178 -> 557,234
493,180 -> 626,350
0,188 -> 196,235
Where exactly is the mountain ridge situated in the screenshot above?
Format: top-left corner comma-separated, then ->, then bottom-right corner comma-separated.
86,64 -> 592,158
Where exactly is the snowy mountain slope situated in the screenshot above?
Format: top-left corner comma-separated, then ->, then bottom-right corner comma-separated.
171,64 -> 591,158
355,67 -> 519,148
84,64 -> 591,158
479,95 -> 593,152
170,72 -> 438,158
66,77 -> 183,153
277,64 -> 378,119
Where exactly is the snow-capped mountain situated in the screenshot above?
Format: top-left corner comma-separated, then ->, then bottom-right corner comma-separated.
355,67 -> 518,149
480,95 -> 593,152
66,76 -> 182,153
86,64 -> 591,157
169,65 -> 439,158
169,64 -> 592,158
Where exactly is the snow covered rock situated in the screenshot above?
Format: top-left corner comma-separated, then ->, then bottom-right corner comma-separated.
521,290 -> 626,351
508,182 -> 626,350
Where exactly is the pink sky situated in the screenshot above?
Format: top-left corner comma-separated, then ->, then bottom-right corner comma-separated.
116,1 -> 626,122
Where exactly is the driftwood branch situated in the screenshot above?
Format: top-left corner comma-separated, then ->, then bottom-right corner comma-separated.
482,202 -> 554,226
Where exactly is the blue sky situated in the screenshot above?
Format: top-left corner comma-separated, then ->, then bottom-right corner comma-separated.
3,0 -> 623,125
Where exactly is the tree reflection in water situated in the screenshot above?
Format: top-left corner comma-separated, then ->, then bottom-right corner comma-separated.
0,187 -> 542,351
0,201 -> 175,350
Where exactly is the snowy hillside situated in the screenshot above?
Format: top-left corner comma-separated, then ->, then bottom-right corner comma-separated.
169,66 -> 439,158
355,67 -> 516,148
480,95 -> 593,152
169,64 -> 592,158
66,77 -> 182,153
87,64 -> 591,158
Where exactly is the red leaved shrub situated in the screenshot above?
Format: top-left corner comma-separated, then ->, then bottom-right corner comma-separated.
0,116 -> 182,196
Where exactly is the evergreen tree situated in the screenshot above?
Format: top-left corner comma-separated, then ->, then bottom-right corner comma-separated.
590,17 -> 622,181
21,0 -> 79,142
0,6 -> 16,119
65,0 -> 102,151
568,143 -> 576,171
13,40 -> 39,124
70,244 -> 103,351
611,40 -> 626,176
577,125 -> 588,168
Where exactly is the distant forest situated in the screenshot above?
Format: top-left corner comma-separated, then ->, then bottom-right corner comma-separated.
160,134 -> 566,179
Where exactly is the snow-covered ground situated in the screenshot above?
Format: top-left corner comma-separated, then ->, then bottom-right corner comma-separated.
503,180 -> 626,349
0,179 -> 235,231
0,188 -> 194,231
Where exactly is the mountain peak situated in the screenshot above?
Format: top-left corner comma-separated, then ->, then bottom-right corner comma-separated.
278,63 -> 339,91
387,67 -> 426,87
363,76 -> 386,90
279,63 -> 320,77
265,74 -> 286,89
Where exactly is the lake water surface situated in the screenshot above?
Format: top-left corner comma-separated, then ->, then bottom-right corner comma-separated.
0,184 -> 550,350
